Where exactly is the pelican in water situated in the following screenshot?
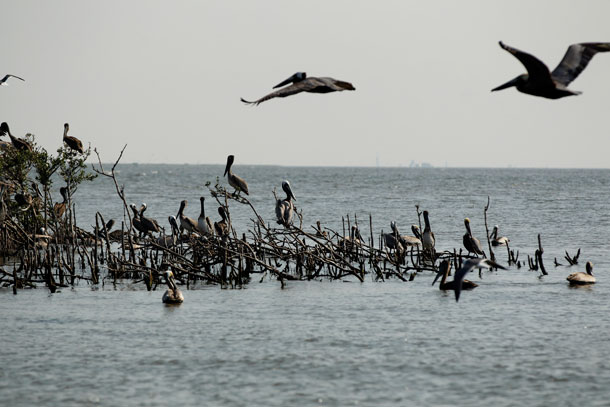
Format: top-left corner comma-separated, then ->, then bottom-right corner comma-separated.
241,72 -> 355,106
162,270 -> 184,304
275,180 -> 296,227
491,225 -> 510,247
214,206 -> 229,237
197,196 -> 213,236
463,218 -> 484,256
62,123 -> 84,154
422,211 -> 435,254
432,260 -> 478,291
492,41 -> 610,99
224,155 -> 249,196
177,200 -> 198,234
54,186 -> 68,218
0,122 -> 32,151
567,261 -> 596,285
454,258 -> 506,302
0,74 -> 25,86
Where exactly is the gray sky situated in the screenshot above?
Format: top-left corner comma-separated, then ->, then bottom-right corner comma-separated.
2,0 -> 610,167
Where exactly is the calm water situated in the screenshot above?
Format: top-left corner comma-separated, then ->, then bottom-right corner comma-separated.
1,166 -> 609,406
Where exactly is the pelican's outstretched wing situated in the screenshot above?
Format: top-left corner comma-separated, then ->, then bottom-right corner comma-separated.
551,42 -> 610,86
498,42 -> 554,87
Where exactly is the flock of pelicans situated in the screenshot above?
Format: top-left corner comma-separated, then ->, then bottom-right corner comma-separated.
3,40 -> 607,305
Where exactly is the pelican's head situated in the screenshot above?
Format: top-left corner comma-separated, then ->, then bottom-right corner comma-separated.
218,206 -> 228,220
464,218 -> 471,225
586,261 -> 594,275
282,180 -> 296,201
491,74 -> 528,92
273,72 -> 307,89
168,215 -> 179,231
63,123 -> 69,133
105,219 -> 115,230
0,122 -> 9,136
224,155 -> 235,176
390,221 -> 398,233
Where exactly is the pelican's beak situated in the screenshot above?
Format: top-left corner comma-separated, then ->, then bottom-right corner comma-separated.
491,77 -> 519,92
273,74 -> 297,89
431,270 -> 443,286
287,185 -> 296,201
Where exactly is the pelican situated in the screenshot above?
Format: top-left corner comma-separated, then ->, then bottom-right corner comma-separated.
54,187 -> 68,218
157,216 -> 180,248
224,155 -> 249,196
214,206 -> 229,236
0,74 -> 25,86
567,261 -> 596,285
275,180 -> 296,227
197,196 -> 213,236
422,211 -> 435,253
0,122 -> 32,151
432,260 -> 478,291
129,203 -> 148,237
492,41 -> 610,99
162,270 -> 184,304
94,219 -> 115,239
402,225 -> 422,247
62,123 -> 84,154
177,200 -> 198,234
139,203 -> 161,236
491,225 -> 510,247
339,225 -> 364,250
383,222 -> 405,252
454,258 -> 506,302
463,218 -> 484,256
241,72 -> 355,106
315,220 -> 328,238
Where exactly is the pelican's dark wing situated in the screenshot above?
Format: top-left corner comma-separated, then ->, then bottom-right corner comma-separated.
499,42 -> 554,87
241,80 -> 318,106
1,74 -> 25,83
551,43 -> 610,86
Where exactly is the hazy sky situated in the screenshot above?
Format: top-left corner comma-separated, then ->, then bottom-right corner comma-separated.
2,0 -> 610,167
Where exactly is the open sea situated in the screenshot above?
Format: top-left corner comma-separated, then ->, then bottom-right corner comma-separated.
1,165 -> 609,407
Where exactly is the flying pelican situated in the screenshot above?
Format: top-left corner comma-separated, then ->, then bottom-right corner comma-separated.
422,211 -> 435,254
177,200 -> 198,234
566,261 -> 596,285
463,218 -> 484,256
54,186 -> 68,218
139,203 -> 161,236
241,72 -> 355,106
197,196 -> 213,236
0,74 -> 25,86
214,206 -> 229,237
492,41 -> 610,99
0,122 -> 32,151
275,180 -> 296,227
491,225 -> 510,247
224,155 -> 249,196
454,258 -> 506,302
62,123 -> 84,154
162,270 -> 184,304
432,260 -> 478,291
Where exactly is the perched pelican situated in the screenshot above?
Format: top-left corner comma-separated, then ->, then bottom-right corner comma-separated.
162,270 -> 184,304
0,122 -> 32,151
454,258 -> 506,302
275,180 -> 296,227
139,203 -> 161,236
62,123 -> 84,154
315,220 -> 328,238
54,187 -> 68,218
463,218 -> 484,256
0,74 -> 25,86
339,225 -> 364,250
214,206 -> 229,237
241,72 -> 355,106
197,196 -> 213,236
422,211 -> 435,253
157,216 -> 179,248
567,261 -> 596,285
491,225 -> 510,247
224,155 -> 249,196
402,225 -> 422,247
129,203 -> 148,237
432,260 -> 478,291
492,41 -> 610,99
177,200 -> 198,234
383,222 -> 404,252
